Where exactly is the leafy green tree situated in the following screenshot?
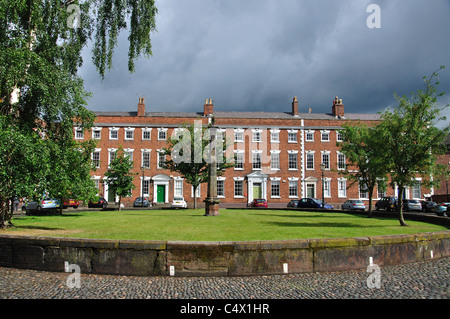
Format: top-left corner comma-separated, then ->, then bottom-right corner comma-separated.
337,123 -> 388,217
0,116 -> 48,227
379,67 -> 449,226
162,122 -> 234,209
0,0 -> 158,223
104,146 -> 136,211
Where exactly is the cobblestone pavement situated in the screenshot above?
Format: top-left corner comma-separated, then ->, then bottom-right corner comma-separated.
0,258 -> 448,300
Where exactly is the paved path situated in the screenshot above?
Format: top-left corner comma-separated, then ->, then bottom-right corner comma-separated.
0,258 -> 448,300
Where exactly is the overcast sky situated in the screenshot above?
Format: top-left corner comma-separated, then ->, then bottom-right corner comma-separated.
78,0 -> 450,124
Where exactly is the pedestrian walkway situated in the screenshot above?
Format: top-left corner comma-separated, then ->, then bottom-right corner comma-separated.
0,258 -> 448,300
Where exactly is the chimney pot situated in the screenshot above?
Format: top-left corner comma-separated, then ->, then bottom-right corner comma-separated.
332,96 -> 344,117
138,97 -> 146,117
292,96 -> 299,116
204,98 -> 214,116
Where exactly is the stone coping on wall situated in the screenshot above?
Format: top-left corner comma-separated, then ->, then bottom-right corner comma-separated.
0,230 -> 449,277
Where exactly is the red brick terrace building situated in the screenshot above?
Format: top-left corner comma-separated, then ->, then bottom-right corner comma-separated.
76,96 -> 432,208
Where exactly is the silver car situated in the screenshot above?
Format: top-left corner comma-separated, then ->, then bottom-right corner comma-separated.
342,199 -> 366,211
402,199 -> 422,212
25,198 -> 60,214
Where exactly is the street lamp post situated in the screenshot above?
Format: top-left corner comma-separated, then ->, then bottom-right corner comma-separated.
141,166 -> 146,207
320,163 -> 326,209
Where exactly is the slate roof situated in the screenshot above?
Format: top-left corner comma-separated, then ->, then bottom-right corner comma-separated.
94,111 -> 381,121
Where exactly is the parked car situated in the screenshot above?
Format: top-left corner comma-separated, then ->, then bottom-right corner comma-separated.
287,200 -> 299,208
25,198 -> 60,215
402,199 -> 422,212
250,199 -> 268,208
63,199 -> 79,209
433,203 -> 448,217
297,198 -> 333,209
133,197 -> 151,207
171,197 -> 187,208
341,199 -> 366,211
88,197 -> 108,208
421,201 -> 437,212
375,197 -> 398,212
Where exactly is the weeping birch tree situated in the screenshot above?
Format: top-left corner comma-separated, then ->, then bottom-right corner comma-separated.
0,0 -> 158,227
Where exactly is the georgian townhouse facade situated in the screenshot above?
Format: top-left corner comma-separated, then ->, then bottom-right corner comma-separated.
76,96 -> 431,208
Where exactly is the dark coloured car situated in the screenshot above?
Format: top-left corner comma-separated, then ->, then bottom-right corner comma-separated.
297,198 -> 333,209
287,200 -> 299,208
434,203 -> 449,217
402,199 -> 422,212
375,197 -> 398,212
421,201 -> 437,212
251,199 -> 268,208
88,197 -> 108,208
134,197 -> 151,207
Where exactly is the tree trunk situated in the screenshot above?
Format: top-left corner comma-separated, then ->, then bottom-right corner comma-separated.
367,190 -> 373,218
397,186 -> 408,226
193,185 -> 198,209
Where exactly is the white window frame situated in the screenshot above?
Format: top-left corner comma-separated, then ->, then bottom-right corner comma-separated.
158,128 -> 168,141
234,150 -> 244,170
287,130 -> 298,143
74,127 -> 84,140
270,150 -> 280,170
234,177 -> 244,198
141,149 -> 151,169
142,128 -> 152,141
157,150 -> 166,169
92,127 -> 102,140
288,150 -> 298,171
109,127 -> 119,140
252,150 -> 262,170
124,127 -> 135,140
306,151 -> 315,170
305,130 -> 315,142
338,178 -> 347,198
270,177 -> 281,198
234,129 -> 244,143
270,129 -> 280,143
321,130 -> 330,142
288,177 -> 299,198
337,152 -> 346,170
92,149 -> 101,169
252,129 -> 262,143
321,151 -> 331,170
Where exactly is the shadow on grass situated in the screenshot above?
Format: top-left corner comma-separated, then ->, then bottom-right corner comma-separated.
261,221 -> 392,228
12,225 -> 64,231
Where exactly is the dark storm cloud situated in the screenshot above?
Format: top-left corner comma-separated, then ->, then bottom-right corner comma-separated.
78,0 -> 450,121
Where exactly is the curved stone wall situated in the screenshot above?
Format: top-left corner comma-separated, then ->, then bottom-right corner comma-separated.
0,230 -> 449,277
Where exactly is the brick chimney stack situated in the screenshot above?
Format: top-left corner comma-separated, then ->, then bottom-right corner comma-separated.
204,98 -> 214,116
138,97 -> 146,117
292,96 -> 299,117
332,96 -> 344,118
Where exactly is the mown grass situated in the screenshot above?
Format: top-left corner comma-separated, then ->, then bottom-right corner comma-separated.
2,209 -> 448,241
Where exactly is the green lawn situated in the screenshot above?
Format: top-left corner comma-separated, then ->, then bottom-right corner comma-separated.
2,209 -> 448,241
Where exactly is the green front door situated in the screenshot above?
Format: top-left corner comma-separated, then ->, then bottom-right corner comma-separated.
157,185 -> 165,203
253,183 -> 262,199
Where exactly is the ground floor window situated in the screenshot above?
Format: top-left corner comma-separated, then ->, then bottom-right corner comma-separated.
217,180 -> 225,197
289,180 -> 298,197
412,181 -> 421,199
234,180 -> 243,197
338,180 -> 347,198
271,180 -> 280,197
